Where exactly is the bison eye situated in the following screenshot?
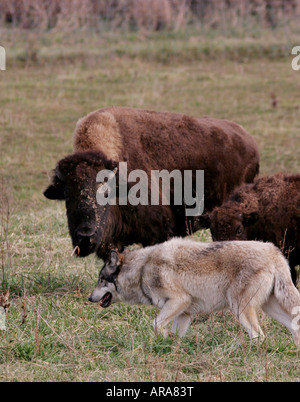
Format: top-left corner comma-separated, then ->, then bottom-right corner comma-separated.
64,189 -> 70,201
236,226 -> 243,236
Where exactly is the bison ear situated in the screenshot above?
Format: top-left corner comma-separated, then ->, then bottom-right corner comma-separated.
197,213 -> 211,229
242,211 -> 259,227
43,184 -> 65,200
43,178 -> 65,200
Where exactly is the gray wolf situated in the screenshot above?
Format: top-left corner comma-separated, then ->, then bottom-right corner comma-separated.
43,106 -> 259,259
88,238 -> 300,346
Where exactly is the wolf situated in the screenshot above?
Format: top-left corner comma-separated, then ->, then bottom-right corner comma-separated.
88,238 -> 300,345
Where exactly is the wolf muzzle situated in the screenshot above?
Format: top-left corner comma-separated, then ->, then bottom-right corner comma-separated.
88,291 -> 112,308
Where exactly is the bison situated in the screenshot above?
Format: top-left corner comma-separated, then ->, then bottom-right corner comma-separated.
198,173 -> 300,284
44,106 -> 259,259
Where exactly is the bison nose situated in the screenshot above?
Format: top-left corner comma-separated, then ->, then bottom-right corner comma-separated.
76,227 -> 97,244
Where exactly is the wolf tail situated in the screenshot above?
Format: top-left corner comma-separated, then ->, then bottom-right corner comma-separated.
272,252 -> 300,345
274,255 -> 299,312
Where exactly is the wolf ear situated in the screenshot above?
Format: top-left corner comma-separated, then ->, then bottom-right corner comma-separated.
103,250 -> 121,278
242,211 -> 259,227
109,250 -> 120,267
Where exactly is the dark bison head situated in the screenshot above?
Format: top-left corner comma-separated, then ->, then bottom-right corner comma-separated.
198,205 -> 259,241
44,151 -> 118,258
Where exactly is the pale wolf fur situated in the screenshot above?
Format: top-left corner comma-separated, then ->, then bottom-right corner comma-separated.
89,238 -> 300,345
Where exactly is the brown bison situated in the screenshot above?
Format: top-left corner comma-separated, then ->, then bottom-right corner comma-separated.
44,106 -> 259,259
199,173 -> 300,284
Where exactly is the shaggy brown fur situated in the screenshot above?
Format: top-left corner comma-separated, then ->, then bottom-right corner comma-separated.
74,110 -> 123,160
199,173 -> 300,284
44,106 -> 259,259
73,107 -> 259,196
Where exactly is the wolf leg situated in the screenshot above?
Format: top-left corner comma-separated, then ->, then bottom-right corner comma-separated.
235,305 -> 265,341
172,313 -> 192,337
153,297 -> 191,337
262,295 -> 300,346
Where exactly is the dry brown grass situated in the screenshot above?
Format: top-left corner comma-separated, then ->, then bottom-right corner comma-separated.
0,0 -> 300,32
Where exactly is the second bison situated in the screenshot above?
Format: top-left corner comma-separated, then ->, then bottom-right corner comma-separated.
199,173 -> 300,284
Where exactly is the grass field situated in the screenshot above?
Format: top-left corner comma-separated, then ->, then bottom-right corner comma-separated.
0,27 -> 299,382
